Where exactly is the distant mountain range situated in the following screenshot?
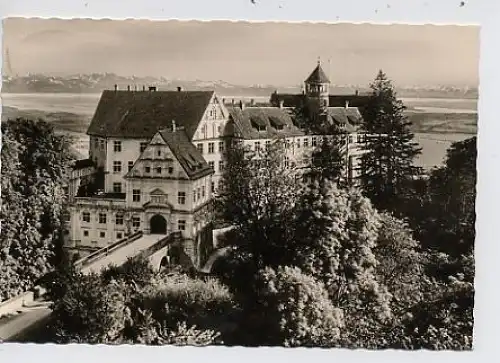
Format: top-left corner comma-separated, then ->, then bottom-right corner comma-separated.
1,73 -> 478,99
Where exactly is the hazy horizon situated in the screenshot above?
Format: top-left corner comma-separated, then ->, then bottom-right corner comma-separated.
3,18 -> 479,88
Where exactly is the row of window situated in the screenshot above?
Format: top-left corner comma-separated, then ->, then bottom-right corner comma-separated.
132,190 -> 187,205
196,141 -> 224,155
82,230 -> 122,240
113,161 -> 175,175
82,211 -> 130,225
207,160 -> 224,172
193,185 -> 207,203
81,215 -> 188,232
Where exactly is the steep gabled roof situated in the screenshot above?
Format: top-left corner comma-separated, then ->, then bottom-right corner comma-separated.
87,90 -> 214,139
305,63 -> 330,84
227,107 -> 304,140
158,129 -> 213,180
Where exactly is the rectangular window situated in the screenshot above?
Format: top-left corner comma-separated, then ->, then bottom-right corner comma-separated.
357,134 -> 364,143
208,142 -> 215,154
211,181 -> 215,193
145,166 -> 151,173
115,213 -> 124,225
113,161 -> 122,173
255,141 -> 261,152
140,142 -> 148,153
197,187 -> 201,201
218,141 -> 224,152
193,191 -> 197,203
284,156 -> 290,168
128,161 -> 134,172
219,161 -> 224,171
117,232 -> 123,240
113,182 -> 122,193
296,139 -> 301,148
98,213 -> 107,224
168,166 -> 174,174
312,137 -> 317,147
303,138 -> 309,147
114,141 -> 122,152
82,212 -> 90,223
132,217 -> 140,228
83,230 -> 89,237
178,192 -> 186,205
208,161 -> 215,170
201,186 -> 206,198
132,189 -> 141,202
100,231 -> 106,238
178,220 -> 186,231
265,140 -> 271,151
348,135 -> 353,144
156,167 -> 162,174
197,143 -> 204,154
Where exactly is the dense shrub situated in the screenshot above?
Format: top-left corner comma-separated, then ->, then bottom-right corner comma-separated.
256,266 -> 343,347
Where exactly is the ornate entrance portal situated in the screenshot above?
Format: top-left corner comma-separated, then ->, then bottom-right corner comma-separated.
150,214 -> 167,234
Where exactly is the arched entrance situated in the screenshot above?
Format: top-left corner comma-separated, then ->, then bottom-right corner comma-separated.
150,214 -> 167,234
159,256 -> 168,272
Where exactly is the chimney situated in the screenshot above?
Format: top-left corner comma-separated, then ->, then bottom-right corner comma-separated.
127,85 -> 130,91
172,120 -> 176,132
239,100 -> 245,110
222,98 -> 226,104
231,99 -> 235,106
149,86 -> 157,92
114,84 -> 118,91
250,99 -> 255,106
355,90 -> 359,96
279,100 -> 284,109
177,86 -> 182,92
345,100 -> 350,109
142,85 -> 145,91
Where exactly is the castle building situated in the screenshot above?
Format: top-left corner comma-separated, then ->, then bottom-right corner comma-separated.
66,63 -> 369,267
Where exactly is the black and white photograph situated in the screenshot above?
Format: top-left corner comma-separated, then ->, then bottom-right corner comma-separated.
0,16 -> 477,350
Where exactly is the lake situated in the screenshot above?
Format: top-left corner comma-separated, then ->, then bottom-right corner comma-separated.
1,92 -> 476,169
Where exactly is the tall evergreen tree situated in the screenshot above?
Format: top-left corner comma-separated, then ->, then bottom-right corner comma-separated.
360,70 -> 422,212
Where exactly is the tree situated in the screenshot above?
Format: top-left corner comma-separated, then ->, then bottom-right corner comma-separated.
308,133 -> 345,186
215,139 -> 302,275
290,101 -> 346,187
292,180 -> 392,347
360,70 -> 422,213
423,136 -> 476,258
0,119 -> 74,301
255,266 -> 344,347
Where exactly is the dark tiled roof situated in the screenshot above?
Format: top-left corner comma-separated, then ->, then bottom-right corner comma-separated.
73,158 -> 95,170
227,107 -> 305,140
269,93 -> 371,109
87,90 -> 214,139
305,63 -> 331,84
326,107 -> 363,132
158,129 -> 213,180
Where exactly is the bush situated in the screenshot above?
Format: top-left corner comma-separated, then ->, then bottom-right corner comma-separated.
256,266 -> 344,347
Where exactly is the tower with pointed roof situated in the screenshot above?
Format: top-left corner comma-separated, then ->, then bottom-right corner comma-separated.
304,60 -> 330,120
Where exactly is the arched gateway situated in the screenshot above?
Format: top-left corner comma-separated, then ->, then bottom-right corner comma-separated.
150,214 -> 167,234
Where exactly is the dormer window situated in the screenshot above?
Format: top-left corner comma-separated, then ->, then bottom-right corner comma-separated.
250,117 -> 267,132
269,116 -> 286,131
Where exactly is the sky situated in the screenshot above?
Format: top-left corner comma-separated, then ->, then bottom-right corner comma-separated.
2,18 -> 479,87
